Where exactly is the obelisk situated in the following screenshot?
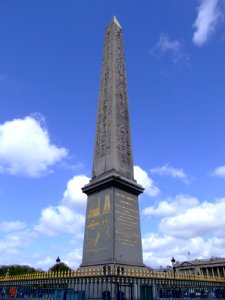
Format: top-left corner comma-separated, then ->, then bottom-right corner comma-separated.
81,17 -> 144,268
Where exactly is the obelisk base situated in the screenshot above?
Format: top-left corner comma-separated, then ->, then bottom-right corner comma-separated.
80,172 -> 145,269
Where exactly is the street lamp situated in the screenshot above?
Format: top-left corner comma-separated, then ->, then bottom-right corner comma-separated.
56,257 -> 61,264
56,256 -> 61,275
171,257 -> 176,278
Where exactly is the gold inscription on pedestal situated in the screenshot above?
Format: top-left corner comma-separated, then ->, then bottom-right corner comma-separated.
103,194 -> 110,214
116,230 -> 140,238
85,193 -> 111,253
115,191 -> 141,248
116,192 -> 135,202
87,197 -> 101,219
94,232 -> 100,246
87,218 -> 108,229
115,203 -> 138,213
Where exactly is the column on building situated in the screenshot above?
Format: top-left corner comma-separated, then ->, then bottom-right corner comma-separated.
202,268 -> 207,277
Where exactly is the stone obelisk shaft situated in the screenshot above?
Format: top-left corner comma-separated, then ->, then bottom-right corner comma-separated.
81,17 -> 144,268
92,17 -> 133,181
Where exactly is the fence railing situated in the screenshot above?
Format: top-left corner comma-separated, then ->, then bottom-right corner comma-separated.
1,267 -> 225,282
0,267 -> 225,299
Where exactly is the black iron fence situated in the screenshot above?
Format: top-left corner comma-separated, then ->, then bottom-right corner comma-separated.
0,267 -> 225,300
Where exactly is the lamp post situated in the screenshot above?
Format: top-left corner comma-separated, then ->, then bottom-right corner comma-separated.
171,257 -> 176,278
56,256 -> 61,276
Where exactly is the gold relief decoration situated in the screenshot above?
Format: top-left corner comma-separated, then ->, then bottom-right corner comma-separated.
103,194 -> 110,214
88,197 -> 101,219
87,218 -> 108,229
87,231 -> 101,248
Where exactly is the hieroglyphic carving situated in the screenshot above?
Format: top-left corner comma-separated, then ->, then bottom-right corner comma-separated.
92,20 -> 133,179
115,29 -> 132,171
93,28 -> 113,164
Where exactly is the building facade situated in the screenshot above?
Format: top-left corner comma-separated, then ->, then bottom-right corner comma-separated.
175,257 -> 225,277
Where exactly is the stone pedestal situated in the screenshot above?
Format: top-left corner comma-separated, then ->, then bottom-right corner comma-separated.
81,172 -> 144,268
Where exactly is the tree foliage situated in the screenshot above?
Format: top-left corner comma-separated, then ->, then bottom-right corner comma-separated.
0,265 -> 38,276
48,262 -> 72,273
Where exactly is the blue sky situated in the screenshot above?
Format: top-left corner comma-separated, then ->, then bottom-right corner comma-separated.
0,0 -> 225,270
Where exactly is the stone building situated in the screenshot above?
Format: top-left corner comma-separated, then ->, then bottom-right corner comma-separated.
175,257 -> 225,277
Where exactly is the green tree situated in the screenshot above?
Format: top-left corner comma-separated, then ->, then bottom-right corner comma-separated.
0,265 -> 38,276
48,262 -> 72,273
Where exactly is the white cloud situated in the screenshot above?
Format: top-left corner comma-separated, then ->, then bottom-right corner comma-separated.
32,249 -> 82,270
35,174 -> 89,236
193,0 -> 223,46
151,164 -> 189,184
0,116 -> 68,177
34,205 -> 85,236
134,165 -> 160,197
62,175 -> 90,208
0,230 -> 36,256
34,256 -> 55,270
143,233 -> 225,268
0,221 -> 26,233
142,195 -> 225,268
155,33 -> 181,53
152,33 -> 189,65
0,174 -> 88,265
143,194 -> 199,217
64,248 -> 82,269
159,197 -> 225,238
212,165 -> 225,177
